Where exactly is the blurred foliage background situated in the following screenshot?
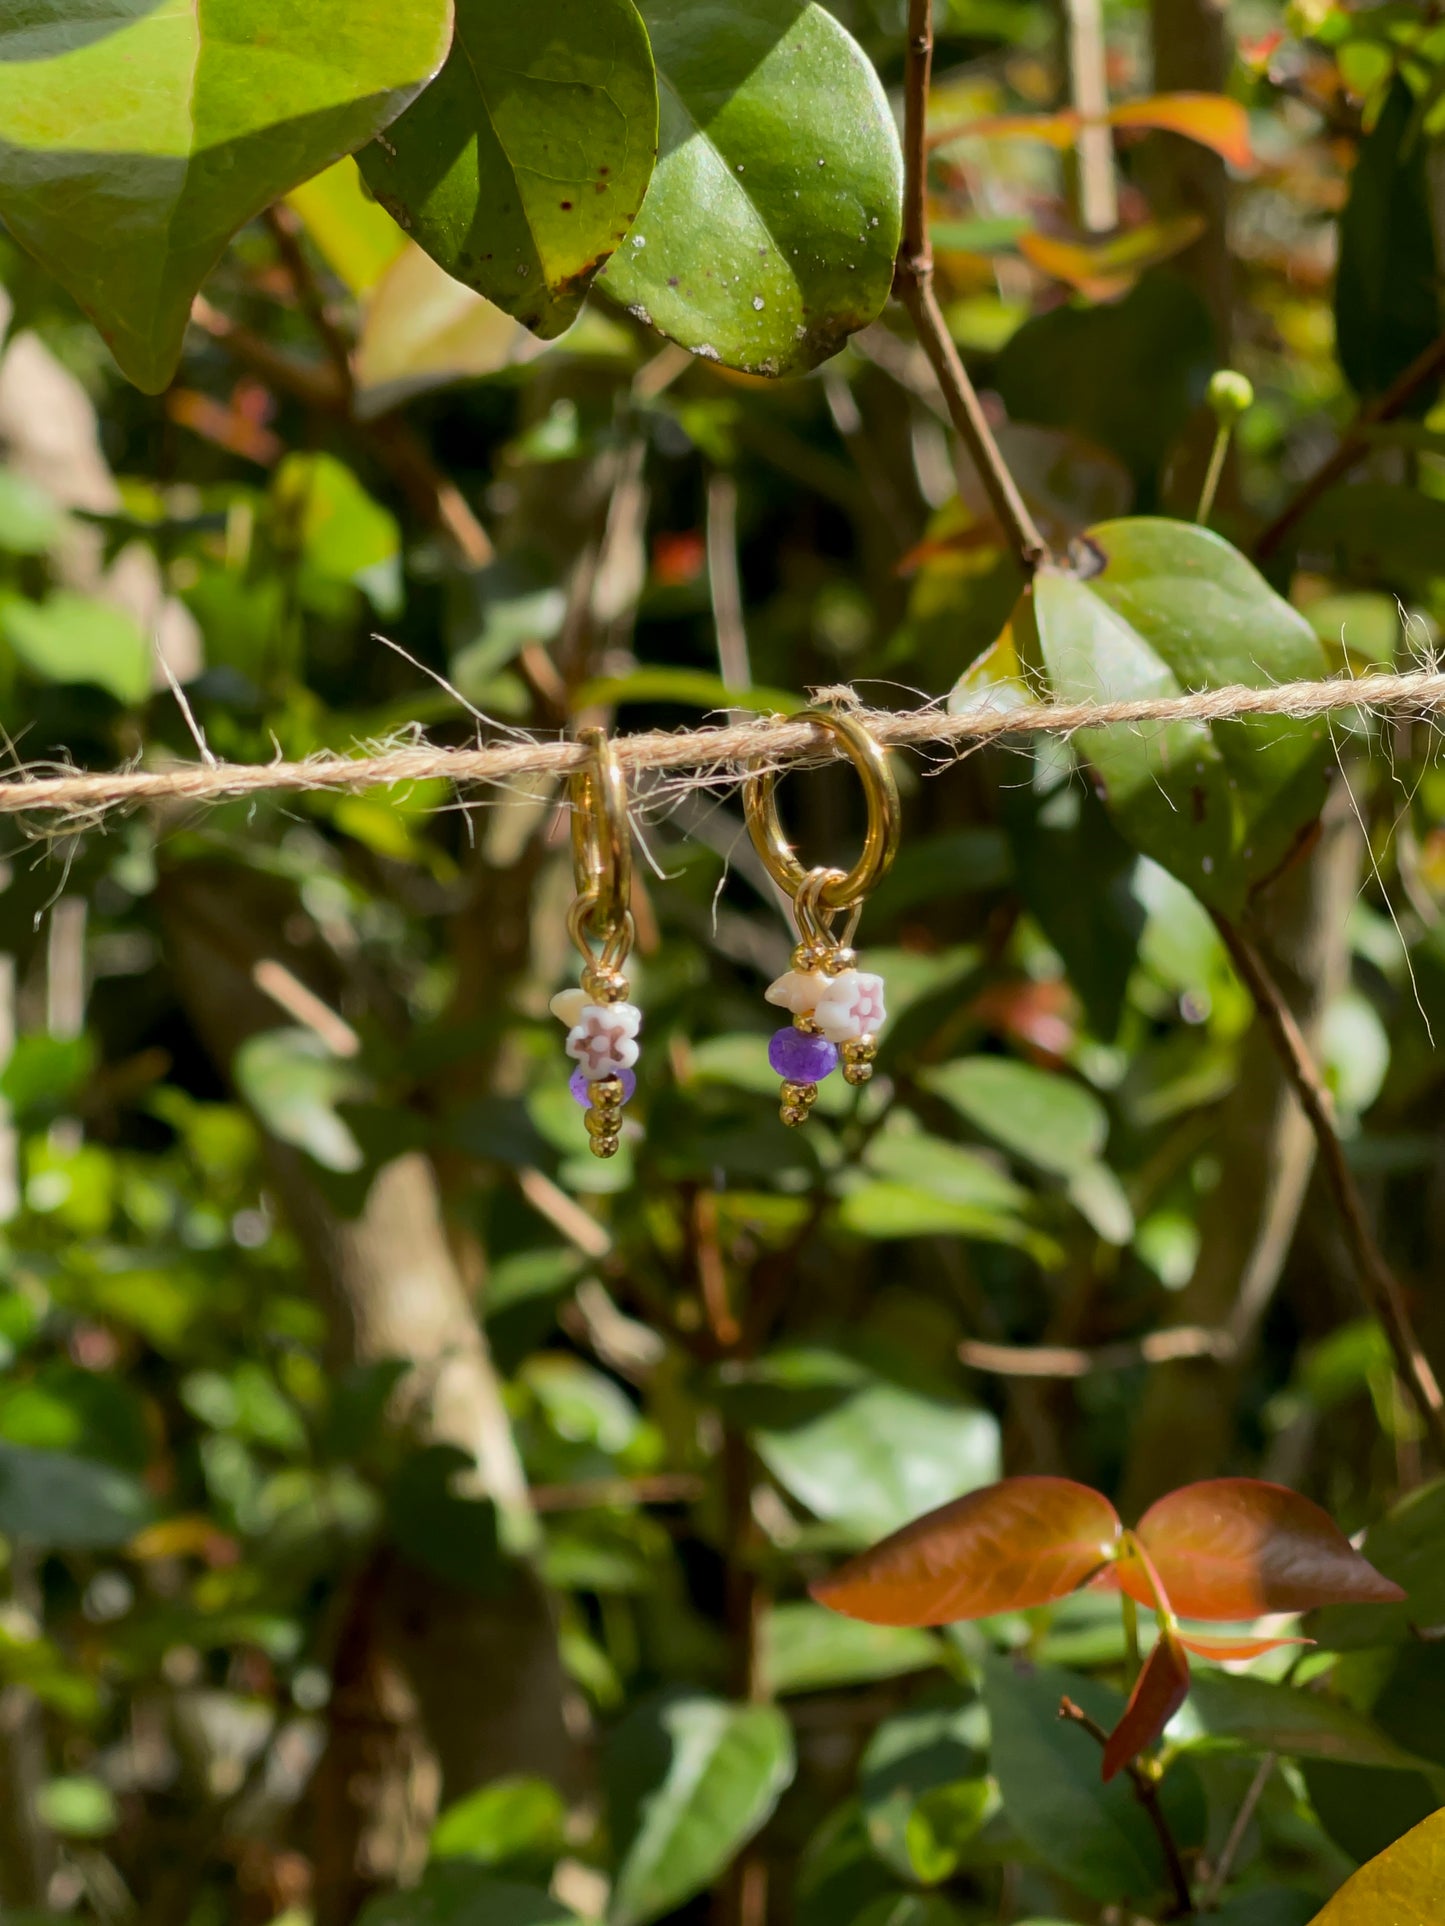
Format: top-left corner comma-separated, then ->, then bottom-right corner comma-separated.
3,2 -> 1445,1924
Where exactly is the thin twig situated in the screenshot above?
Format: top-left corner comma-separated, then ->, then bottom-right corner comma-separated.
894,0 -> 1048,572
959,1325 -> 1235,1379
1058,1697 -> 1193,1917
1213,912 -> 1445,1459
1199,1752 -> 1275,1908
8,670 -> 1445,822
1256,326 -> 1445,560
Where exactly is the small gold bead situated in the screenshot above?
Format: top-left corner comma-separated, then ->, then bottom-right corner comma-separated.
801,1083 -> 819,1105
843,1059 -> 873,1085
780,1102 -> 809,1127
791,943 -> 825,972
841,1035 -> 876,1063
590,1132 -> 620,1159
824,947 -> 857,975
779,1080 -> 808,1105
583,966 -> 629,1004
584,1108 -> 612,1137
793,1015 -> 822,1035
590,1075 -> 625,1109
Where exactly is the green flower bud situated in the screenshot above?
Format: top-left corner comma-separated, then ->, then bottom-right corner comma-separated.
1208,370 -> 1255,423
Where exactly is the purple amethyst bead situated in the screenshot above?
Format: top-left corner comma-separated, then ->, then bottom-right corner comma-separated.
570,1066 -> 637,1107
768,1026 -> 839,1084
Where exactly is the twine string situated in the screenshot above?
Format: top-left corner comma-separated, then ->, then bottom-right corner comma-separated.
2,669 -> 1443,825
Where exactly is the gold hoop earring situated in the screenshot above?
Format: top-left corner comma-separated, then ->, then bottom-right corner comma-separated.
550,727 -> 639,1159
743,708 -> 899,1126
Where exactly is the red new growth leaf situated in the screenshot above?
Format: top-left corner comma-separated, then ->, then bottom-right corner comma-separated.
1124,1479 -> 1405,1621
811,1476 -> 1121,1628
1102,1622 -> 1191,1781
1176,1631 -> 1313,1661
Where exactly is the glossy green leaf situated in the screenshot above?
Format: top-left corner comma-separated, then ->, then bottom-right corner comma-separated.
1301,1758 -> 1440,1870
0,1440 -> 153,1550
1305,1809 -> 1445,1924
763,1602 -> 940,1697
1,592 -> 150,705
286,158 -> 406,296
360,0 -> 657,338
752,1374 -> 1001,1545
813,1478 -> 1120,1626
981,1656 -> 1194,1903
0,471 -> 66,555
430,1776 -> 566,1872
1170,1672 -> 1440,1777
598,0 -> 902,375
0,0 -> 454,392
270,454 -> 403,619
955,521 -> 1330,913
607,1693 -> 795,1926
1335,77 -> 1442,407
36,1775 -> 117,1839
919,1057 -> 1107,1177
572,668 -> 801,714
1312,1479 -> 1445,1649
358,1868 -> 580,1926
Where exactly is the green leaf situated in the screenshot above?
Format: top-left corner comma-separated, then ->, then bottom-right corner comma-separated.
837,1180 -> 1049,1254
1301,1759 -> 1440,1869
598,0 -> 902,375
982,1656 -> 1202,1903
430,1776 -> 566,1874
360,0 -> 658,338
0,1441 -> 153,1550
286,157 -> 406,296
270,454 -> 403,618
36,1775 -> 117,1840
607,1692 -> 795,1926
1312,1478 -> 1445,1648
571,668 -> 801,714
955,521 -> 1330,913
0,0 -> 454,392
1209,1896 -> 1318,1926
0,592 -> 150,705
233,1029 -> 366,1174
1335,77 -> 1442,407
743,1363 -> 1001,1544
1305,1809 -> 1445,1926
860,1688 -> 993,1885
919,1057 -> 1107,1177
1171,1673 -> 1440,1777
358,1868 -> 580,1926
0,471 -> 66,555
764,1601 -> 941,1697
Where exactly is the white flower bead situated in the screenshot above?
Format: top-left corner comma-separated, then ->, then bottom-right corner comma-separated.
812,969 -> 886,1044
549,987 -> 589,1027
765,969 -> 829,1016
565,1001 -> 642,1078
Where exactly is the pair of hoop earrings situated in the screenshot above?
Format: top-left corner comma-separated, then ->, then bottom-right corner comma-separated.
551,710 -> 900,1157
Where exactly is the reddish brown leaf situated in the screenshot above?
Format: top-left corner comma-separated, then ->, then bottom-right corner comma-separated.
1102,1623 -> 1191,1781
1126,1479 -> 1406,1621
1107,93 -> 1254,170
1176,1631 -> 1313,1661
810,1476 -> 1121,1628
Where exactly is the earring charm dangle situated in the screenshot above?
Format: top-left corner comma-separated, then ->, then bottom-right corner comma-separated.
550,727 -> 640,1158
744,707 -> 899,1126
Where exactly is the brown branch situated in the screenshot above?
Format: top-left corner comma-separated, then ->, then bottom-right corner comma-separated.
1058,1697 -> 1193,1917
894,0 -> 1047,573
1255,327 -> 1445,560
1213,912 -> 1445,1459
959,1325 -> 1235,1379
528,1474 -> 703,1513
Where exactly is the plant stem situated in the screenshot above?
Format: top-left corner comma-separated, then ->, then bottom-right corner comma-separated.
1121,1592 -> 1142,1686
1255,326 -> 1445,561
1199,1752 -> 1275,1908
1196,423 -> 1231,526
895,0 -> 1048,574
1058,1697 -> 1193,1917
1213,912 -> 1445,1460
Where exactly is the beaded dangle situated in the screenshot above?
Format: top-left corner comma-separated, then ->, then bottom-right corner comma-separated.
744,707 -> 899,1127
551,727 -> 639,1158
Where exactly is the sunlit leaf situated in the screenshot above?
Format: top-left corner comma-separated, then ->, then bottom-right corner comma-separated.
861,1689 -> 993,1885
812,1477 -> 1121,1627
1107,93 -> 1254,168
919,1057 -> 1108,1178
763,1602 -> 941,1697
1020,215 -> 1207,301
1176,1631 -> 1313,1660
608,1693 -> 795,1926
1124,1479 -> 1405,1620
955,523 -> 1330,913
0,592 -> 151,706
0,0 -> 454,391
286,158 -> 407,296
359,0 -> 658,337
598,0 -> 903,375
1102,1624 -> 1191,1781
1172,1671 -> 1440,1777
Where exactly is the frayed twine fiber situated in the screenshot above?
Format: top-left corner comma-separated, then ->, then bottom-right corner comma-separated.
5,669 -> 1444,826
